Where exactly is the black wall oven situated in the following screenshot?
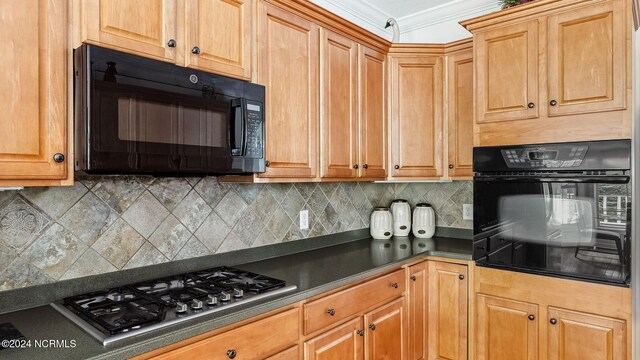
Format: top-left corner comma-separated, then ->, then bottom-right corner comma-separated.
74,45 -> 265,175
473,140 -> 631,285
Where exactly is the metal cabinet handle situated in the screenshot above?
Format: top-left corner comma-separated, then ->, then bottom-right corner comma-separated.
448,164 -> 454,169
167,39 -> 176,47
550,100 -> 557,106
265,160 -> 271,167
459,274 -> 465,280
394,165 -> 400,170
192,46 -> 201,54
327,308 -> 335,316
369,324 -> 376,331
53,153 -> 65,163
227,349 -> 237,359
410,275 -> 417,281
357,330 -> 364,336
353,164 -> 359,169
391,282 -> 399,289
550,318 -> 557,325
528,314 -> 535,321
362,164 -> 368,169
528,102 -> 535,109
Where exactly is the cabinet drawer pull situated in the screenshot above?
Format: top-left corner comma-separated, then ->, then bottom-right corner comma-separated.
192,46 -> 201,54
528,314 -> 535,321
265,160 -> 271,167
362,164 -> 368,169
357,330 -> 364,336
410,275 -> 417,281
369,324 -> 376,331
167,39 -> 176,47
527,102 -> 535,109
550,318 -> 557,325
53,153 -> 65,163
353,164 -> 359,169
394,165 -> 400,170
448,164 -> 454,169
550,100 -> 557,106
227,349 -> 237,359
327,308 -> 335,316
458,274 -> 465,280
390,282 -> 398,289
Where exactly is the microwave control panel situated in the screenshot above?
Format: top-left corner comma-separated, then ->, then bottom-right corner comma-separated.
245,101 -> 264,159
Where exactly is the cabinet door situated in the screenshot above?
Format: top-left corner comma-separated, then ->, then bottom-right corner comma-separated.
267,346 -> 300,360
476,294 -> 538,360
548,307 -> 626,360
83,0 -> 177,62
408,262 -> 427,360
185,0 -> 252,80
475,20 -> 539,122
257,3 -> 319,179
390,56 -> 444,179
358,46 -> 387,179
320,30 -> 358,179
304,317 -> 364,360
0,0 -> 69,182
427,262 -> 467,360
365,297 -> 406,360
446,50 -> 473,179
547,0 -> 626,116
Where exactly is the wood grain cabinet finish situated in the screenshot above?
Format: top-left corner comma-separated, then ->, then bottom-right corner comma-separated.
82,0 -> 177,62
256,2 -> 319,179
0,0 -> 70,183
390,56 -> 444,179
267,346 -> 300,360
475,295 -> 539,360
547,0 -> 625,116
474,20 -> 539,123
446,49 -> 473,179
427,261 -> 467,360
547,307 -> 627,360
365,297 -> 407,360
408,262 -> 427,360
320,29 -> 358,179
184,0 -> 252,80
304,317 -> 364,360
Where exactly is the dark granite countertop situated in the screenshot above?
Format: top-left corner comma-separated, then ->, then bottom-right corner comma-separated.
0,232 -> 471,360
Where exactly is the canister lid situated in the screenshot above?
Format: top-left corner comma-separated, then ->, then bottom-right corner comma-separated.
391,199 -> 408,203
416,203 -> 432,207
373,207 -> 390,211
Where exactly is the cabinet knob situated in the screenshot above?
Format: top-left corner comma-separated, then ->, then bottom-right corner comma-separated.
448,164 -> 454,169
458,274 -> 465,280
394,165 -> 400,170
550,318 -> 557,325
53,153 -> 65,163
527,102 -> 535,109
265,160 -> 271,167
550,100 -> 557,106
167,39 -> 176,48
391,282 -> 398,289
528,314 -> 535,321
369,324 -> 376,331
357,330 -> 364,336
353,164 -> 359,169
327,308 -> 335,316
191,46 -> 201,54
410,275 -> 417,281
227,349 -> 237,359
362,164 -> 368,169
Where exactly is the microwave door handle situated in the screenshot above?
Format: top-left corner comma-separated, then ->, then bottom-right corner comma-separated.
475,176 -> 630,184
230,100 -> 244,156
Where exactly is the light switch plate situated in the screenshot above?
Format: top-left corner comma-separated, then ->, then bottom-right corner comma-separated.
463,204 -> 473,220
299,210 -> 309,230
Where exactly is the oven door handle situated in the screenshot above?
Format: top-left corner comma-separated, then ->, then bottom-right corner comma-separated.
474,176 -> 630,184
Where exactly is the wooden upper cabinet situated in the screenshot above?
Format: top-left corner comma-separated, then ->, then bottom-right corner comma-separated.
446,49 -> 473,179
184,0 -> 252,80
547,307 -> 626,360
358,46 -> 387,180
83,0 -> 177,62
304,317 -> 364,360
0,0 -> 69,184
547,0 -> 625,116
408,262 -> 427,360
475,295 -> 539,360
475,20 -> 539,123
390,55 -> 444,179
256,3 -> 319,179
428,261 -> 467,360
320,30 -> 358,179
365,297 -> 406,360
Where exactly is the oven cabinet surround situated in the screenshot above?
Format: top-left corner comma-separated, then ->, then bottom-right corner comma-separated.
473,266 -> 633,360
75,0 -> 251,80
462,0 -> 634,147
0,0 -> 73,187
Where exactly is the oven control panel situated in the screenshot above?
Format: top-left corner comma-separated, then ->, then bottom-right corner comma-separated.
501,145 -> 588,168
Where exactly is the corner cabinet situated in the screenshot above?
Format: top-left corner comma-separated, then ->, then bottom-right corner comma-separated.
0,0 -> 72,186
446,48 -> 474,179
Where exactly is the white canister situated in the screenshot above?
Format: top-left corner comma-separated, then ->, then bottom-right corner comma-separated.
390,199 -> 411,236
412,203 -> 435,238
370,207 -> 393,240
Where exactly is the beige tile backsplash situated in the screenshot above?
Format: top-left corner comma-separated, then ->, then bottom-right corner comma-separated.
0,176 -> 472,291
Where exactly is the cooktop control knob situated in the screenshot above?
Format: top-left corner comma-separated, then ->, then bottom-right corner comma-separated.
175,302 -> 188,313
206,294 -> 218,306
220,291 -> 232,302
233,289 -> 244,298
191,299 -> 203,310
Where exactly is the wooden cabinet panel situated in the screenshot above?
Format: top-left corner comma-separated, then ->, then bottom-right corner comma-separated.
257,3 -> 319,179
476,295 -> 538,360
365,297 -> 406,360
358,46 -> 387,179
320,30 -> 358,179
390,56 -> 444,179
267,346 -> 300,360
547,307 -> 626,360
184,0 -> 251,79
408,262 -> 427,360
83,0 -> 177,62
547,0 -> 625,116
304,317 -> 364,360
446,50 -> 473,179
0,0 -> 69,181
475,20 -> 539,123
427,261 -> 467,360
148,308 -> 299,360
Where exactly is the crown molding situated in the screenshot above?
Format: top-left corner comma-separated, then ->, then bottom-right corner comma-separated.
397,0 -> 501,34
308,0 -> 393,39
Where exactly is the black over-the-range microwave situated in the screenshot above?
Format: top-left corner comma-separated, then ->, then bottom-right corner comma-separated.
74,45 -> 266,175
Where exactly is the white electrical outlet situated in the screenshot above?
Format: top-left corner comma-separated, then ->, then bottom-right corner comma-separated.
463,204 -> 473,220
300,210 -> 309,230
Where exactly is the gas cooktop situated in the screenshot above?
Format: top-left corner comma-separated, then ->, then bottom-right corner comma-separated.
51,267 -> 297,346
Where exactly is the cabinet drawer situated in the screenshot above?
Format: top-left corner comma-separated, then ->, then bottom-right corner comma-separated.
150,307 -> 300,360
304,269 -> 405,334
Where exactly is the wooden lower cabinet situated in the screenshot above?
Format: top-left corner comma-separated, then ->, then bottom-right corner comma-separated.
365,297 -> 407,360
266,346 -> 300,360
408,262 -> 427,360
304,317 -> 364,360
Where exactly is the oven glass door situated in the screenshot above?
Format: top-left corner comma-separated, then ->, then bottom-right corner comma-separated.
474,178 -> 631,284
